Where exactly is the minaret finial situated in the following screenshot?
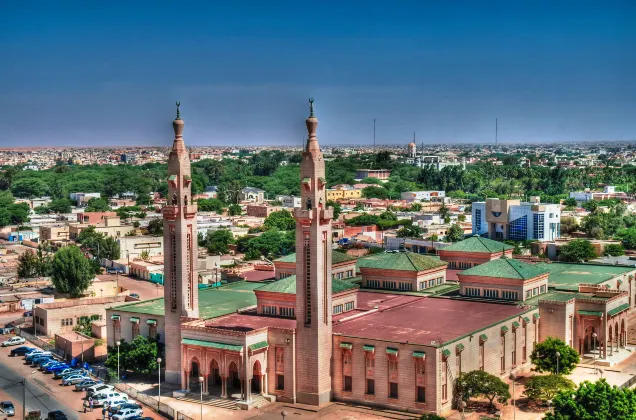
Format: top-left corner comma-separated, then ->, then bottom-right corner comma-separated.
308,97 -> 314,117
175,101 -> 181,120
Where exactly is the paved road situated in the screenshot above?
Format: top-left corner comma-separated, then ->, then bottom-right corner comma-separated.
101,274 -> 164,300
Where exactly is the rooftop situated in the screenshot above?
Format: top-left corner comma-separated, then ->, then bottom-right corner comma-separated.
275,251 -> 357,265
536,262 -> 635,291
524,289 -> 610,306
256,275 -> 358,295
461,257 -> 549,280
441,235 -> 514,253
203,312 -> 296,331
110,281 -> 260,319
356,252 -> 447,272
333,296 -> 531,346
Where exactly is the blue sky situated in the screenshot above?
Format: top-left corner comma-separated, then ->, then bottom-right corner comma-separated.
0,1 -> 634,146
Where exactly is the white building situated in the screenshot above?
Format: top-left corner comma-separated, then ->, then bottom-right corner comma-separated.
401,191 -> 446,202
275,195 -> 302,208
569,186 -> 627,202
472,198 -> 561,241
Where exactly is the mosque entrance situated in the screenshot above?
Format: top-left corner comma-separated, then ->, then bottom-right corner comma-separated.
229,362 -> 241,393
207,359 -> 222,396
189,360 -> 201,392
251,361 -> 262,394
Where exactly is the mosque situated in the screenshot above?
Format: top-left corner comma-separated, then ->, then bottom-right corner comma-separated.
106,101 -> 635,415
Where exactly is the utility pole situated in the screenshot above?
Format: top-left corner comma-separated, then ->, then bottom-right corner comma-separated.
22,378 -> 26,420
496,118 -> 498,146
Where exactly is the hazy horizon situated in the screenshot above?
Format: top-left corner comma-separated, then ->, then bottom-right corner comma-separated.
1,1 -> 634,147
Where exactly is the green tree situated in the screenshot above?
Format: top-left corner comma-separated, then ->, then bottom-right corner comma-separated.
530,337 -> 580,375
447,224 -> 464,242
35,244 -> 52,277
563,198 -> 577,207
397,225 -> 422,238
560,216 -> 580,234
105,335 -> 160,377
458,370 -> 511,408
0,202 -> 30,227
84,197 -> 111,212
147,218 -> 163,236
418,415 -> 445,420
544,379 -> 636,420
228,204 -> 242,216
264,210 -> 296,231
559,239 -> 597,262
238,228 -> 294,258
73,315 -> 100,336
438,202 -> 451,220
48,198 -> 73,213
100,236 -> 121,260
206,229 -> 234,255
197,198 -> 226,213
136,193 -> 151,206
51,246 -> 94,297
523,374 -> 575,403
10,178 -> 47,198
17,250 -> 39,278
603,244 -> 625,257
327,200 -> 342,220
362,185 -> 389,199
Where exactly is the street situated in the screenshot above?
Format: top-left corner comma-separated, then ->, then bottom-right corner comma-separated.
0,334 -> 164,420
100,274 -> 164,301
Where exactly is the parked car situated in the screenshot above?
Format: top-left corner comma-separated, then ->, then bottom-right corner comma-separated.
92,392 -> 128,407
106,268 -> 121,274
75,379 -> 101,391
62,374 -> 90,386
54,367 -> 80,378
10,346 -> 32,356
1,336 -> 26,347
129,293 -> 140,299
0,401 -> 15,417
23,311 -> 33,317
112,407 -> 142,420
86,384 -> 114,397
0,326 -> 15,335
47,410 -> 68,420
107,400 -> 137,415
30,355 -> 53,366
26,351 -> 51,362
46,363 -> 70,373
39,359 -> 61,369
129,417 -> 153,420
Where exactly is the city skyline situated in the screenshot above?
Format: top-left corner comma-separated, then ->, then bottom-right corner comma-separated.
1,1 -> 635,146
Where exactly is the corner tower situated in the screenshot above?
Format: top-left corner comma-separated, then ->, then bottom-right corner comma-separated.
294,98 -> 333,405
162,102 -> 199,384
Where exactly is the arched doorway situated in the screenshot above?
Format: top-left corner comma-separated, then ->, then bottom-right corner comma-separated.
615,323 -> 620,351
621,319 -> 626,347
252,361 -> 262,394
189,359 -> 201,392
208,360 -> 221,394
584,326 -> 595,354
228,362 -> 241,393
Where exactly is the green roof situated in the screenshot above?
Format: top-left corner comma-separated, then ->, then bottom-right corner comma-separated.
248,341 -> 269,352
111,315 -> 120,320
168,175 -> 177,181
480,334 -> 488,341
501,325 -> 509,333
442,349 -> 451,357
608,303 -> 630,317
523,316 -> 530,323
257,276 -> 358,295
362,344 -> 375,352
456,344 -> 465,352
461,258 -> 549,280
386,347 -> 398,355
524,290 -> 609,306
413,351 -> 426,358
182,338 -> 243,352
536,262 -> 634,291
533,313 -> 540,319
578,310 -> 603,317
357,252 -> 447,272
442,236 -> 513,253
275,251 -> 357,265
130,317 -> 140,323
340,342 -> 353,350
111,281 -> 261,320
146,319 -> 156,325
512,321 -> 520,329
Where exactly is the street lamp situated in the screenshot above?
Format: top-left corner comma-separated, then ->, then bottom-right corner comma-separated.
198,376 -> 204,420
592,332 -> 598,365
281,410 -> 288,420
116,340 -> 121,382
556,351 -> 561,375
157,357 -> 162,409
458,401 -> 467,420
509,372 -> 517,420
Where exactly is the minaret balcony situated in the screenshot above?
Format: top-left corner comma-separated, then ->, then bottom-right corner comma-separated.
294,208 -> 313,220
183,204 -> 197,219
163,205 -> 179,221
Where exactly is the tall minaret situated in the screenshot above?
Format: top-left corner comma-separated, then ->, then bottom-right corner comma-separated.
162,102 -> 199,385
294,98 -> 333,406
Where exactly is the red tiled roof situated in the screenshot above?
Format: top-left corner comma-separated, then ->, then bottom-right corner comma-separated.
241,270 -> 276,282
205,313 -> 296,331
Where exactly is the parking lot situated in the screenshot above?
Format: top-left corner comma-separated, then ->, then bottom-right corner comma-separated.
0,334 -> 164,420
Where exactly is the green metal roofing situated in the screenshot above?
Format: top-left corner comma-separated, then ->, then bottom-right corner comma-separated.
257,275 -> 358,295
535,262 -> 635,291
512,321 -> 520,329
110,281 -> 261,319
501,325 -> 509,333
442,236 -> 514,253
182,338 -> 243,352
168,175 -> 177,181
386,347 -> 398,355
456,344 -> 465,352
340,342 -> 353,350
146,319 -> 157,325
442,349 -> 451,357
480,334 -> 488,341
130,317 -> 140,323
248,341 -> 269,352
461,258 -> 549,280
111,315 -> 120,320
523,316 -> 530,323
578,310 -> 603,317
412,351 -> 426,358
275,251 -> 357,265
533,313 -> 540,319
356,252 -> 447,272
302,177 -> 311,183
362,344 -> 375,352
608,303 -> 630,317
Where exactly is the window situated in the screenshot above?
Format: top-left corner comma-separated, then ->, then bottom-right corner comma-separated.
417,386 -> 425,402
428,279 -> 435,287
280,307 -> 295,318
466,287 -> 480,297
389,382 -> 398,399
367,279 -> 381,288
479,342 -> 485,371
263,305 -> 277,315
61,318 -> 73,326
500,335 -> 506,372
509,214 -> 528,241
276,374 -> 284,390
533,287 -> 539,296
383,281 -> 397,289
526,290 -> 532,299
459,261 -> 471,269
333,304 -> 343,315
399,282 -> 412,291
441,359 -> 448,401
366,379 -> 375,395
533,213 -> 545,240
437,277 -> 444,285
132,322 -> 140,339
456,352 -> 462,376
502,290 -> 518,300
344,302 -> 354,312
448,261 -> 457,269
343,376 -> 352,392
484,289 -> 499,298
475,209 -> 482,233
540,285 -> 546,294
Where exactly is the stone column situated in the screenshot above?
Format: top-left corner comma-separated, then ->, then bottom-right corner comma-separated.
186,370 -> 191,391
220,376 -> 227,398
247,379 -> 252,403
240,380 -> 244,400
203,374 -> 209,395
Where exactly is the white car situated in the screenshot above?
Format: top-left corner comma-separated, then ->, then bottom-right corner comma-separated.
112,407 -> 142,420
92,392 -> 128,407
86,384 -> 114,397
62,374 -> 90,386
1,337 -> 26,347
